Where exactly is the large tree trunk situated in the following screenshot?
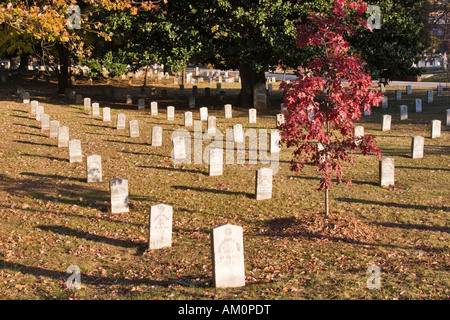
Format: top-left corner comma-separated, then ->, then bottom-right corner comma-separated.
57,44 -> 70,94
19,54 -> 29,73
238,60 -> 266,108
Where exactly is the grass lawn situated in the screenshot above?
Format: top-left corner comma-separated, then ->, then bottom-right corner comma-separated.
0,77 -> 448,300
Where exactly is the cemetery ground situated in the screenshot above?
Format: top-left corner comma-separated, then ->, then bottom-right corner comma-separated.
0,77 -> 448,300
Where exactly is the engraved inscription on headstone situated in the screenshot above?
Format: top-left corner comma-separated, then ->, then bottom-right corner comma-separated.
411,136 -> 424,159
149,204 -> 173,249
152,126 -> 163,147
379,157 -> 394,187
58,126 -> 69,147
117,113 -> 126,130
167,106 -> 175,121
68,139 -> 82,163
256,168 -> 273,200
86,155 -> 102,182
129,120 -> 139,138
110,178 -> 129,213
49,120 -> 60,138
382,115 -> 391,131
102,107 -> 111,122
209,148 -> 223,176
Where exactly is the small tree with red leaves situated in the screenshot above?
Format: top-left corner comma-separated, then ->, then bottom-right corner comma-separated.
279,0 -> 383,216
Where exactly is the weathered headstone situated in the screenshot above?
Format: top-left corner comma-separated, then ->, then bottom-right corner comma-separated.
138,98 -> 145,110
431,120 -> 441,139
152,126 -> 163,147
281,103 -> 287,115
255,168 -> 273,200
49,120 -> 60,138
116,113 -> 126,129
447,109 -> 450,126
437,85 -> 443,96
395,90 -> 401,101
75,94 -> 83,105
207,116 -> 216,134
354,125 -> 364,145
184,111 -> 193,127
427,90 -> 433,103
40,114 -> 50,131
382,115 -> 391,131
209,148 -> 223,176
364,106 -> 371,116
126,95 -> 133,105
381,96 -> 388,109
270,130 -> 281,153
91,103 -> 100,116
167,106 -> 175,121
150,101 -> 158,116
233,124 -> 244,143
68,140 -> 82,163
379,157 -> 394,187
86,155 -> 102,182
58,126 -> 70,147
210,224 -> 245,288
411,136 -> 424,159
248,108 -> 257,124
200,107 -> 208,121
129,120 -> 139,138
415,99 -> 422,113
406,85 -> 412,95
22,92 -> 30,104
149,204 -> 173,249
400,105 -> 408,120
172,136 -> 186,160
102,107 -> 111,122
253,83 -> 267,110
188,96 -> 195,109
84,97 -> 91,111
224,104 -> 232,119
35,105 -> 45,121
109,178 -> 129,213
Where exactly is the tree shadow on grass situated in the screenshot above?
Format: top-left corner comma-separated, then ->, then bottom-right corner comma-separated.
21,153 -> 66,162
105,139 -> 150,147
138,165 -> 206,175
172,185 -> 253,198
396,165 -> 450,171
336,197 -> 449,212
19,172 -> 85,182
37,225 -> 143,249
15,131 -> 47,138
13,140 -> 54,148
288,175 -> 378,186
122,151 -> 168,158
261,217 -> 447,253
371,221 -> 450,234
14,123 -> 40,130
84,123 -> 111,129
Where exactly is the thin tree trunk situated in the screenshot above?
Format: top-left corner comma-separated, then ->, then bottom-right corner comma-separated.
238,59 -> 266,108
57,44 -> 70,94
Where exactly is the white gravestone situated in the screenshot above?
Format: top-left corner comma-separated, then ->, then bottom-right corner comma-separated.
199,107 -> 208,121
210,224 -> 245,288
184,112 -> 193,127
415,99 -> 422,113
84,97 -> 91,111
149,204 -> 173,249
167,106 -> 175,121
30,101 -> 38,115
102,107 -> 111,122
249,108 -> 257,124
110,178 -> 129,213
22,92 -> 30,104
379,157 -> 394,187
233,124 -> 244,143
126,95 -> 133,105
152,127 -> 163,147
354,125 -> 364,145
86,155 -> 102,182
411,136 -> 424,159
49,120 -> 60,138
58,126 -> 69,148
256,168 -> 273,200
40,114 -> 50,131
382,115 -> 391,131
117,113 -> 126,130
151,102 -> 158,116
276,113 -> 285,127
207,116 -> 216,134
224,104 -> 232,119
68,140 -> 82,163
35,105 -> 44,121
129,120 -> 139,138
270,130 -> 281,153
209,148 -> 223,176
400,105 -> 408,120
91,103 -> 100,116
172,136 -> 187,160
431,120 -> 441,139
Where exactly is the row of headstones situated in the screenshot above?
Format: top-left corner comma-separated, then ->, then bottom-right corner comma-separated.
27,97 -> 245,288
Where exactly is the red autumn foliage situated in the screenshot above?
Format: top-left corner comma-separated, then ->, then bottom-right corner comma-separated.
279,0 -> 383,191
